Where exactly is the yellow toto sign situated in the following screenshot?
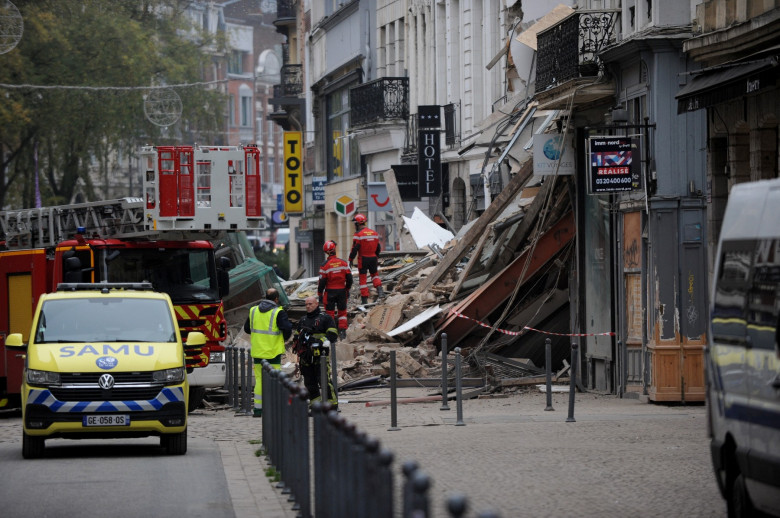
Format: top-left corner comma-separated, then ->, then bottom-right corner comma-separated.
284,131 -> 303,213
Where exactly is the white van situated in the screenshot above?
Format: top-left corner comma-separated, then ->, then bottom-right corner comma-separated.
707,178 -> 780,517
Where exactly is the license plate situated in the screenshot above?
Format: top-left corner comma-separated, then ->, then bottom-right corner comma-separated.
83,415 -> 130,427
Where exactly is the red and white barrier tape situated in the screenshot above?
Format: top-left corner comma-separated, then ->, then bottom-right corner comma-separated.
449,309 -> 615,337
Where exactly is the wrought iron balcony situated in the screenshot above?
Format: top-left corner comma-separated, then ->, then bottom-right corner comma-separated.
276,0 -> 295,21
349,77 -> 409,127
536,10 -> 619,91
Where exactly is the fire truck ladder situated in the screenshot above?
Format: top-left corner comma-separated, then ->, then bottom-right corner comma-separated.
0,197 -> 152,250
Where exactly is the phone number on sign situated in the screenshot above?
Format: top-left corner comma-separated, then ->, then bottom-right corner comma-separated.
595,176 -> 632,185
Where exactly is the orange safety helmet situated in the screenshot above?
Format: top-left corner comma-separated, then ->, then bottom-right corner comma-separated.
353,213 -> 367,225
323,240 -> 337,254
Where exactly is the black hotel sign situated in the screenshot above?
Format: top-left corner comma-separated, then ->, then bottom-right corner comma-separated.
418,105 -> 442,197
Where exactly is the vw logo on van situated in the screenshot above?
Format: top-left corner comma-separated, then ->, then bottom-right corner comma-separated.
98,374 -> 115,390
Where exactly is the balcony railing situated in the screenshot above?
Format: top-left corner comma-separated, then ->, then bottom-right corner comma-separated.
349,77 -> 409,127
536,10 -> 619,91
280,64 -> 302,97
276,0 -> 295,20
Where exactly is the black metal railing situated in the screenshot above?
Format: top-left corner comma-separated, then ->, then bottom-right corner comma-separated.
349,77 -> 409,127
536,10 -> 619,91
276,0 -> 295,20
259,357 -> 502,517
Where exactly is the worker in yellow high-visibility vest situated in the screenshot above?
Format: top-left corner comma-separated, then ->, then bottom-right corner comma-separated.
243,288 -> 292,417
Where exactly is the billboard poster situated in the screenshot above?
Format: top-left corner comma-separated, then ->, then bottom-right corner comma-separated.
588,136 -> 641,193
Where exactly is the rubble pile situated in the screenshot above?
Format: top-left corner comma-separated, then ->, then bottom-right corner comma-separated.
277,163 -> 577,394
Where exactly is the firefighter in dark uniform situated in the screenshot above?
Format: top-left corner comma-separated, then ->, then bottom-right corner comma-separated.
294,295 -> 339,409
349,213 -> 384,304
318,240 -> 352,340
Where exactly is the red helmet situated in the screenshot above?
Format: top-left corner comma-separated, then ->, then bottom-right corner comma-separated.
323,240 -> 337,254
353,213 -> 367,225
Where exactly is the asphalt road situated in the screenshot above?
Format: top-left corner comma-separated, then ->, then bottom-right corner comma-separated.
0,427 -> 234,518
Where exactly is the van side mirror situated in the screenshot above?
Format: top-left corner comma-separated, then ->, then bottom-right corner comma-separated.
5,333 -> 26,349
218,268 -> 230,298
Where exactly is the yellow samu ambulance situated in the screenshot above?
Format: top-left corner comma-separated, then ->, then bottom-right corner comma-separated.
5,282 -> 205,459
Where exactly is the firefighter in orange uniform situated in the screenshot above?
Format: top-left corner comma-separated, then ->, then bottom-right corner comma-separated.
349,213 -> 384,304
318,241 -> 353,340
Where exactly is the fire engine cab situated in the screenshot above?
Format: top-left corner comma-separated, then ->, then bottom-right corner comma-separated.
0,145 -> 267,411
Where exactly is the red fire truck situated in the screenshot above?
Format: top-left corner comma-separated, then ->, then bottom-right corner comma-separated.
0,145 -> 266,410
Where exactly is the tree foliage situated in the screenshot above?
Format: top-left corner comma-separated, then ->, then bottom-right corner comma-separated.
0,0 -> 227,209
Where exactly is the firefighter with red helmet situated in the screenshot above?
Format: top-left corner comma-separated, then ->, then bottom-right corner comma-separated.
318,240 -> 353,340
349,213 -> 384,304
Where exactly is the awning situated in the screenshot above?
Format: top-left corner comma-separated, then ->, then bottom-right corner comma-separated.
676,56 -> 778,113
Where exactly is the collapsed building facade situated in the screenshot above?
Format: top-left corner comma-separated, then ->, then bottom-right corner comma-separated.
267,1 -> 779,403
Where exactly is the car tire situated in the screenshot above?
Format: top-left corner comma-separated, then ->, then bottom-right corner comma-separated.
162,429 -> 187,455
727,473 -> 754,518
188,386 -> 207,413
22,431 -> 45,459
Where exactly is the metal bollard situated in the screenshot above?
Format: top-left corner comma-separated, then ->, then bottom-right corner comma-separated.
447,493 -> 468,518
312,402 -> 327,518
244,351 -> 253,415
319,349 -> 328,406
330,339 -> 339,400
544,338 -> 554,411
260,361 -> 270,455
402,460 -> 420,518
239,348 -> 247,414
388,350 -> 400,431
290,385 -> 310,517
377,448 -> 395,518
225,345 -> 234,408
454,347 -> 465,426
231,345 -> 240,410
566,343 -> 578,423
440,333 -> 450,411
279,376 -> 293,493
410,470 -> 431,518
333,413 -> 350,518
364,437 -> 394,518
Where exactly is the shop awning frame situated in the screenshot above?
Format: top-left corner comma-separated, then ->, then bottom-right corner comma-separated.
676,56 -> 778,113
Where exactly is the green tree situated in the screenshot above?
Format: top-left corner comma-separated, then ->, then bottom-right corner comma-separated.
0,0 -> 227,209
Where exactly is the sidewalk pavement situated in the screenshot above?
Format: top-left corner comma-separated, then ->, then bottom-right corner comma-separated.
195,384 -> 726,518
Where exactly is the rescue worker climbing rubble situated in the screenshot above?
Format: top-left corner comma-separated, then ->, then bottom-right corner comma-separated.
318,240 -> 353,340
349,213 -> 384,304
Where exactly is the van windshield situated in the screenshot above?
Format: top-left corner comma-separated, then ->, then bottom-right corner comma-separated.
35,298 -> 177,343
